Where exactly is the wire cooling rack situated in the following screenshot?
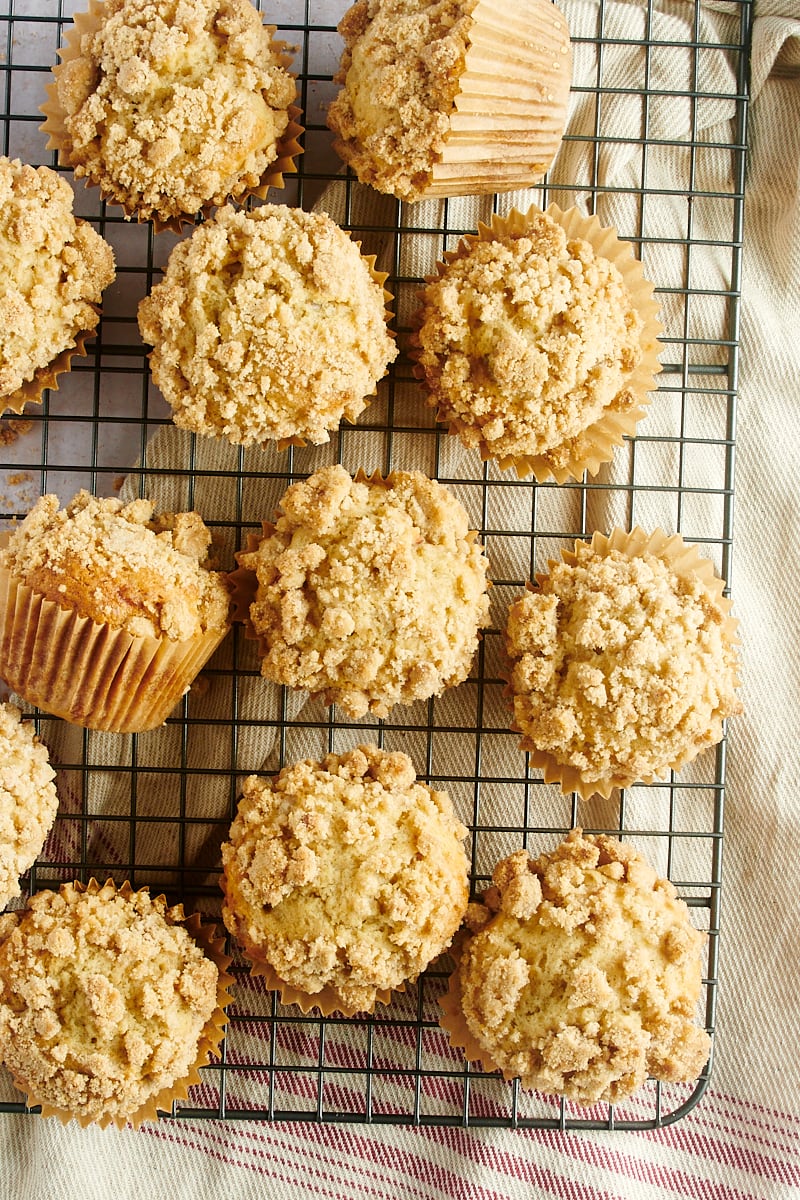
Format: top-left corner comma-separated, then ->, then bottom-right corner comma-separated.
0,0 -> 751,1130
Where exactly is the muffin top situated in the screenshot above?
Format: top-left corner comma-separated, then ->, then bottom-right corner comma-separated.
221,744 -> 469,1013
504,541 -> 742,789
413,209 -> 644,470
238,464 -> 490,717
455,830 -> 711,1105
0,157 -> 115,402
0,882 -> 220,1124
52,0 -> 296,223
327,0 -> 476,202
0,490 -> 231,641
137,205 -> 397,447
0,702 -> 58,909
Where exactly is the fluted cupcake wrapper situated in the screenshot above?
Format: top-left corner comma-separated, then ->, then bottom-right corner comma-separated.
0,547 -> 230,733
2,325 -> 94,418
40,0 -> 303,234
5,878 -> 233,1130
511,526 -> 741,801
425,0 -> 572,198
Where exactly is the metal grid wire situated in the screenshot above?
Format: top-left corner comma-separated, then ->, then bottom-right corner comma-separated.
0,0 -> 751,1130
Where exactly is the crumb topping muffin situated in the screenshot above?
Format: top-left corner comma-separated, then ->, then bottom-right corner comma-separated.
0,702 -> 58,910
138,205 -> 397,447
504,539 -> 742,790
50,0 -> 297,224
413,208 -> 645,472
0,157 -> 115,404
0,881 -> 221,1124
0,490 -> 230,641
452,830 -> 711,1105
237,464 -> 491,717
221,745 -> 470,1013
327,0 -> 477,202
327,0 -> 571,202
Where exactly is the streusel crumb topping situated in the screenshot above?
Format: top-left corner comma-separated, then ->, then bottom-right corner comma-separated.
54,0 -> 296,222
222,745 -> 469,1012
457,830 -> 711,1105
504,543 -> 742,786
327,0 -> 477,202
0,157 -> 115,400
0,882 -> 219,1123
0,490 -> 230,641
138,205 -> 397,446
0,702 -> 58,909
239,465 -> 490,717
415,211 -> 644,467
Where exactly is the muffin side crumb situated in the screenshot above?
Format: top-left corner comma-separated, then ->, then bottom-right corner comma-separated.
0,703 -> 58,909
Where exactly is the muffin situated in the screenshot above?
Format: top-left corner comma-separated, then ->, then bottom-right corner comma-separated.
440,830 -> 712,1106
233,464 -> 491,718
504,528 -> 742,799
221,744 -> 470,1015
0,490 -> 231,733
411,205 -> 663,483
42,0 -> 301,229
0,702 -> 58,910
0,157 -> 115,416
137,205 -> 398,447
327,0 -> 572,202
0,879 -> 231,1127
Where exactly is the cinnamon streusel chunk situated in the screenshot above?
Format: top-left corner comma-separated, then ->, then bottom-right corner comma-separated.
0,881 -> 221,1125
450,830 -> 711,1105
0,490 -> 230,641
138,205 -> 397,447
0,157 -> 115,406
413,208 -> 647,474
221,745 -> 469,1013
48,0 -> 297,225
0,702 -> 58,909
504,536 -> 742,792
237,465 -> 490,717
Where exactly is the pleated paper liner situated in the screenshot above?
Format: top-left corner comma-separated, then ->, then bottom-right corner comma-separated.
438,937 -> 514,1085
509,526 -> 742,801
4,879 -> 233,1130
411,203 -> 663,484
2,326 -> 93,418
424,0 -> 572,199
40,0 -> 303,235
0,543 -> 231,733
239,952 -> 397,1020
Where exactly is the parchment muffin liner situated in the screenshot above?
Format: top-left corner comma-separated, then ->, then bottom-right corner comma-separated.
507,526 -> 742,801
40,0 -> 303,235
0,536 -> 231,733
420,0 -> 572,199
2,878 -> 233,1129
411,203 -> 663,484
437,932 -> 509,1081
2,326 -> 94,418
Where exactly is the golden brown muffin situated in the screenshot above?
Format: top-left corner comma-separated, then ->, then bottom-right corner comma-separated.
138,205 -> 398,447
221,745 -> 470,1014
0,491 -> 231,731
327,0 -> 571,202
412,206 -> 662,481
442,830 -> 711,1106
0,157 -> 115,414
235,464 -> 491,718
43,0 -> 299,226
0,702 -> 58,909
504,529 -> 742,798
0,880 -> 229,1127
